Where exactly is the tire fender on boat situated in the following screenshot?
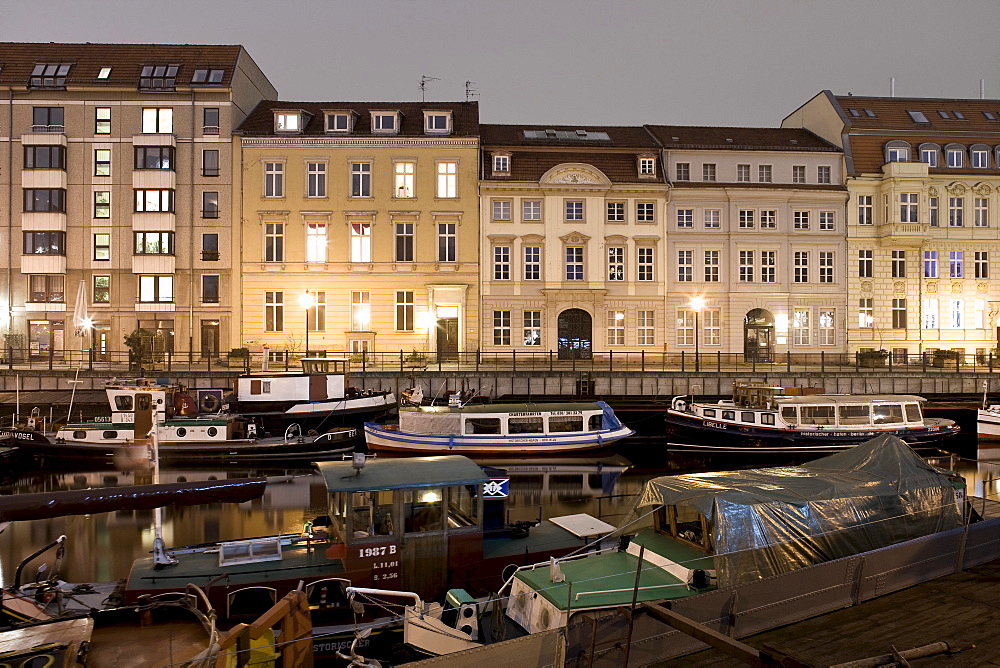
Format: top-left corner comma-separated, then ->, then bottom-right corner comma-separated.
199,393 -> 221,413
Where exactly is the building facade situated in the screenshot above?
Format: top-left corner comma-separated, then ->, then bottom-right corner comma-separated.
235,102 -> 480,359
785,92 -> 1000,360
646,125 -> 848,360
0,43 -> 276,359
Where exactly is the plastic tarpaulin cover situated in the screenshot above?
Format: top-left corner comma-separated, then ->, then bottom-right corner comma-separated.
400,410 -> 463,435
634,435 -> 962,587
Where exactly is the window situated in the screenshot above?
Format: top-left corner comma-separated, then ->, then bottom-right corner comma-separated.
264,223 -> 284,262
95,107 -> 111,135
264,162 -> 284,198
899,193 -> 918,223
425,112 -> 451,134
326,112 -> 351,133
923,298 -> 938,329
631,201 -> 654,223
192,68 -> 225,84
134,189 -> 173,212
133,231 -> 173,255
705,311 -> 721,346
737,164 -> 750,182
607,201 -> 625,222
675,163 -> 690,181
858,250 -> 873,277
702,163 -> 716,181
793,309 -> 810,345
758,165 -> 772,182
923,250 -> 938,278
820,251 -> 834,283
522,200 -> 541,221
887,145 -> 909,162
975,198 -> 989,227
372,113 -> 397,133
306,162 -> 326,197
494,246 -> 511,280
524,311 -> 541,346
202,150 -> 220,177
949,198 -> 964,227
138,275 -> 173,302
493,155 -> 509,173
493,311 -> 511,345
739,210 -> 754,228
892,299 -> 907,329
94,234 -> 111,260
927,197 -> 939,226
436,162 -> 457,198
202,275 -> 220,304
677,250 -> 692,282
761,251 -> 775,282
676,309 -> 694,346
265,291 -> 283,332
976,299 -> 986,329
93,276 -> 110,303
524,246 -> 541,280
395,223 -> 414,262
23,231 -> 64,255
703,209 -> 720,228
93,191 -> 110,218
203,108 -> 220,135
739,250 -> 754,282
607,247 -> 624,281
792,165 -> 806,183
951,299 -> 964,328
637,310 -> 654,345
351,162 -> 371,197
139,64 -> 178,90
676,209 -> 693,228
704,250 -> 719,282
565,200 -> 584,221
973,149 -> 989,168
892,250 -> 906,278
141,108 -> 173,133
819,211 -> 835,230
920,147 -> 938,166
274,112 -> 300,132
949,251 -> 964,278
793,211 -> 809,230
395,291 -> 414,331
24,145 -> 66,170
760,210 -> 776,229
32,107 -> 64,132
976,251 -> 989,278
638,247 -> 654,281
351,223 -> 372,262
818,167 -> 831,184
28,275 -> 64,302
437,223 -> 456,262
819,311 -> 835,345
858,195 -> 873,225
134,146 -> 173,170
794,251 -> 809,282
24,189 -> 66,212
859,298 -> 873,328
565,247 -> 584,280
306,223 -> 327,262
607,311 -> 625,345
202,233 -> 219,261
308,291 -> 327,332
351,291 -> 371,331
946,148 -> 964,168
492,200 -> 511,221
394,161 -> 414,198
639,157 -> 656,176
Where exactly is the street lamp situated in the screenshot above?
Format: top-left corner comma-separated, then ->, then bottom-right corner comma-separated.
300,291 -> 314,356
690,297 -> 705,372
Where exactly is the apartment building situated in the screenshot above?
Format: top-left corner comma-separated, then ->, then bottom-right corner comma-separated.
235,102 -> 480,359
0,43 -> 276,359
645,126 -> 847,360
785,92 -> 1000,360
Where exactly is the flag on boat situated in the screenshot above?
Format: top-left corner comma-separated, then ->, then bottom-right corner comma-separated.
73,279 -> 88,337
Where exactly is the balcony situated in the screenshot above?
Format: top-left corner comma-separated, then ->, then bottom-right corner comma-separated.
876,222 -> 930,244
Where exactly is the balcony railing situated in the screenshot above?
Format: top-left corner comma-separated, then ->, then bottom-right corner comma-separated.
31,125 -> 65,133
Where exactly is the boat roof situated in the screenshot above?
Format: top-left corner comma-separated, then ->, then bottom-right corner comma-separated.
401,402 -> 606,414
772,394 -> 927,405
314,455 -> 488,492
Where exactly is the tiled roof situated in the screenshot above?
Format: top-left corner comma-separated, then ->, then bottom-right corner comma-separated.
645,125 -> 840,152
481,124 -> 659,148
482,150 -> 663,183
0,42 -> 244,88
237,101 -> 479,137
834,95 -> 1000,133
848,134 -> 1000,175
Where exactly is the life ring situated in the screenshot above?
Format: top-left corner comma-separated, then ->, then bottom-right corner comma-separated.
199,393 -> 221,413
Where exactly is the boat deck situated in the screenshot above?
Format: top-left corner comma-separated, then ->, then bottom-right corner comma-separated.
482,521 -> 596,560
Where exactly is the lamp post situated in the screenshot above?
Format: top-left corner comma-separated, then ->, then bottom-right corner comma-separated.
690,297 -> 705,372
301,291 -> 314,356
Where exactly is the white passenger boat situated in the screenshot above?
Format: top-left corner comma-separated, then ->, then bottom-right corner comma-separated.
664,381 -> 959,448
364,401 -> 634,455
978,381 -> 1000,442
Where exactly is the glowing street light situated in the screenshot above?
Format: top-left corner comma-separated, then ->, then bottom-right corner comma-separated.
690,297 -> 705,371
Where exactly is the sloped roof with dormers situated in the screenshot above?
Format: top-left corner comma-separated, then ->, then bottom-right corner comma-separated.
236,100 -> 480,137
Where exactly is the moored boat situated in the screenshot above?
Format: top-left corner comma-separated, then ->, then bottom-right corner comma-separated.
365,401 -> 635,455
664,381 -> 959,448
978,381 -> 1000,442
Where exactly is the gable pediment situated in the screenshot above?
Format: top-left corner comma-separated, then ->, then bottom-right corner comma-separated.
540,163 -> 612,187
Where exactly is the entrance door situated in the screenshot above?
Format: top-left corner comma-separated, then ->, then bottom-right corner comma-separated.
134,393 -> 154,439
436,318 -> 459,361
557,309 -> 592,360
201,320 -> 220,359
744,309 -> 775,362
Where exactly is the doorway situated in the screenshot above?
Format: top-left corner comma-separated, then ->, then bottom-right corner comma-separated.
744,309 -> 775,362
436,318 -> 459,361
557,309 -> 592,360
201,320 -> 220,359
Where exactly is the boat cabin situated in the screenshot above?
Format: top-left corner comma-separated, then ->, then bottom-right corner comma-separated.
236,358 -> 351,404
400,402 -> 609,436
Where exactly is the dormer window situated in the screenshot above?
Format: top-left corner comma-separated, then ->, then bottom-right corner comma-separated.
192,69 -> 225,84
638,156 -> 656,177
371,112 -> 399,134
945,145 -> 965,168
919,143 -> 940,167
30,64 -> 71,89
274,111 -> 303,133
492,154 -> 509,174
424,111 -> 452,134
885,140 -> 910,163
325,111 -> 355,134
139,64 -> 179,90
971,144 -> 990,168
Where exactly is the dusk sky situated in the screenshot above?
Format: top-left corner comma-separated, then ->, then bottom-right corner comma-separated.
5,0 -> 1000,127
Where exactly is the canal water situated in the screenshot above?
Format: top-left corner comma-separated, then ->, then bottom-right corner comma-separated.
0,432 -> 993,588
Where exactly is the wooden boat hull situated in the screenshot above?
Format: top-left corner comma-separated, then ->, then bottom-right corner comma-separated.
364,422 -> 634,454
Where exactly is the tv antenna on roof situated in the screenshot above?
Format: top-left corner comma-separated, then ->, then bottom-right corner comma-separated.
465,80 -> 478,102
420,75 -> 439,102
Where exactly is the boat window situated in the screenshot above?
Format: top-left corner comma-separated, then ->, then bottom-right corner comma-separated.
704,409 -> 716,417
465,417 -> 501,434
873,404 -> 904,424
403,488 -> 443,533
176,427 -> 187,438
218,538 -> 282,567
73,430 -> 86,439
661,504 -> 712,553
306,578 -> 351,609
761,413 -> 775,425
904,403 -> 922,422
741,412 -> 755,423
801,406 -> 835,425
114,395 -> 133,410
781,406 -> 797,422
329,491 -> 349,544
548,416 -> 583,432
839,405 -> 870,425
588,414 -> 602,430
722,411 -> 735,421
447,485 -> 480,529
351,490 -> 394,538
103,431 -> 118,439
508,416 -> 543,434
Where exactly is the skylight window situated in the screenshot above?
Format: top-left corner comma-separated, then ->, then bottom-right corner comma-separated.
849,109 -> 860,117
140,64 -> 179,90
864,109 -> 876,118
192,69 -> 225,84
30,64 -> 71,88
907,110 -> 929,123
984,112 -> 996,121
97,67 -> 112,79
523,129 -> 611,141
938,110 -> 950,119
953,111 -> 966,120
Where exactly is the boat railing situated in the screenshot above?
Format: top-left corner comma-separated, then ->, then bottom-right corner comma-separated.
573,581 -> 690,602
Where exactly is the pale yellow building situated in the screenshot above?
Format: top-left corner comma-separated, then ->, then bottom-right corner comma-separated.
236,102 -> 480,360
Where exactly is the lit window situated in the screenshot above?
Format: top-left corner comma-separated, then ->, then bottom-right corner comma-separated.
141,108 -> 173,133
306,223 -> 327,262
949,251 -> 964,278
28,275 -> 64,302
351,291 -> 371,331
436,162 -> 457,198
859,299 -> 873,328
607,247 -> 624,281
607,311 -> 625,345
950,299 -> 964,328
394,161 -> 414,198
351,223 -> 371,262
523,311 -> 541,346
923,250 -> 938,278
274,112 -> 300,132
793,309 -> 810,345
138,275 -> 173,302
134,189 -> 174,212
922,299 -> 938,329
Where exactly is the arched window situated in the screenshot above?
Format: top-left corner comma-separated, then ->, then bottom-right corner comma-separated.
918,143 -> 940,167
884,140 -> 910,163
970,143 -> 991,168
944,143 -> 965,168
